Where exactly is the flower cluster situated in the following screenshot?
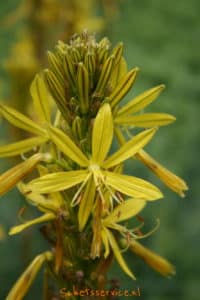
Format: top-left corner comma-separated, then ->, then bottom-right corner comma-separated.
0,32 -> 187,299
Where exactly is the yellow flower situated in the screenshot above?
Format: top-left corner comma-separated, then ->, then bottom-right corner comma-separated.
44,33 -> 187,197
27,104 -> 163,229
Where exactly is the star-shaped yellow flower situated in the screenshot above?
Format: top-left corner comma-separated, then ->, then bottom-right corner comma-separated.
27,103 -> 163,229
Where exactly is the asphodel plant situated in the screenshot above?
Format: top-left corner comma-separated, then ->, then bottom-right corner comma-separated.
0,31 -> 188,299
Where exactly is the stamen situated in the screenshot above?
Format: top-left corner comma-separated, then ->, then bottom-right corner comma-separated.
71,173 -> 91,207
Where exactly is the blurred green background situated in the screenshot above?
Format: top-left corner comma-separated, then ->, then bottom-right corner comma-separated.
0,0 -> 199,299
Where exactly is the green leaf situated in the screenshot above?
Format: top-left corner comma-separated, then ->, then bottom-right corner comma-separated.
49,126 -> 89,167
103,128 -> 156,169
103,171 -> 163,200
104,227 -> 136,279
117,84 -> 165,116
103,198 -> 146,225
6,251 -> 53,300
30,73 -> 51,123
92,104 -> 113,165
28,170 -> 89,194
0,136 -> 48,157
9,213 -> 55,235
0,103 -> 47,137
115,113 -> 176,127
78,177 -> 96,231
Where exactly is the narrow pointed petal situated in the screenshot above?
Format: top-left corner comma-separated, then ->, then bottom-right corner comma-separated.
105,228 -> 136,279
18,182 -> 62,213
103,128 -> 156,169
78,177 -> 96,231
6,251 -> 53,300
0,136 -> 48,157
115,113 -> 176,127
0,153 -> 50,196
117,84 -> 165,116
30,73 -> 51,123
92,103 -> 113,165
27,170 -> 89,194
129,240 -> 176,277
104,171 -> 163,200
109,68 -> 139,108
0,103 -> 47,136
49,126 -> 89,167
9,213 -> 55,235
136,150 -> 188,197
103,198 -> 146,225
101,228 -> 110,258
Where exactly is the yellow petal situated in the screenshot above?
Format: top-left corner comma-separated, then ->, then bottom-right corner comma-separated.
104,171 -> 163,200
115,113 -> 176,127
0,136 -> 48,157
18,182 -> 63,213
103,198 -> 146,225
49,126 -> 89,167
136,150 -> 188,197
0,103 -> 47,137
105,228 -> 136,279
101,227 -> 110,258
78,177 -> 96,231
9,212 -> 55,235
109,68 -> 139,108
6,251 -> 53,300
92,103 -> 113,165
27,170 -> 89,194
30,73 -> 51,123
0,153 -> 50,196
103,128 -> 156,169
129,240 -> 176,277
117,84 -> 165,116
